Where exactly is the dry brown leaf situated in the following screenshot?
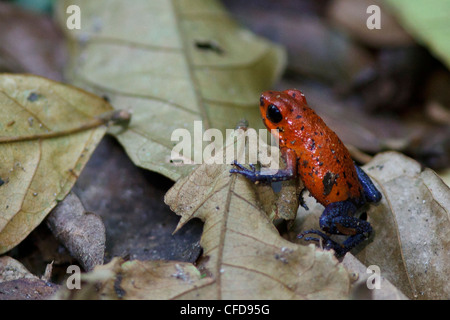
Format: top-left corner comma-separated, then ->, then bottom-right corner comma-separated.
0,74 -> 116,254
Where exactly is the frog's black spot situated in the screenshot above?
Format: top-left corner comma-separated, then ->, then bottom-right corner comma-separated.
302,160 -> 308,168
301,126 -> 305,131
27,92 -> 40,102
260,97 -> 265,107
319,162 -> 324,166
309,139 -> 316,151
343,172 -> 347,179
323,172 -> 338,196
296,115 -> 302,119
347,182 -> 353,189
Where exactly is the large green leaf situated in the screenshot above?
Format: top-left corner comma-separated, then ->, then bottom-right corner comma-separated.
56,0 -> 286,181
383,0 -> 450,69
0,74 -> 113,254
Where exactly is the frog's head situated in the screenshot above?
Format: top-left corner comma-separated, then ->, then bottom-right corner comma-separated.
259,89 -> 308,144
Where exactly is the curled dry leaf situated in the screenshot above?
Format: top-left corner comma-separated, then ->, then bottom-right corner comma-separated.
47,192 -> 106,272
294,151 -> 450,300
0,74 -> 115,254
56,0 -> 286,181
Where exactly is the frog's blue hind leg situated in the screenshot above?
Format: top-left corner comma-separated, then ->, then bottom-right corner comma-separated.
298,201 -> 373,257
354,164 -> 382,203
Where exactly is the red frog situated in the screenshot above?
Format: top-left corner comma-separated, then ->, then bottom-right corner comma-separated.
231,89 -> 382,257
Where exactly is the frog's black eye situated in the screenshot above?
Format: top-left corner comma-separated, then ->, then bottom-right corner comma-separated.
267,104 -> 283,123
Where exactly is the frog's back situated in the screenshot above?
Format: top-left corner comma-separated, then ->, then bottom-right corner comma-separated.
261,89 -> 363,206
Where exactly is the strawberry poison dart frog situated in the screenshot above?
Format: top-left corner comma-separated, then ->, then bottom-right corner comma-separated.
231,89 -> 382,257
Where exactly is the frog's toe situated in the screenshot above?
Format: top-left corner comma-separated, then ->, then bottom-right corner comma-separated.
298,229 -> 347,257
298,229 -> 331,242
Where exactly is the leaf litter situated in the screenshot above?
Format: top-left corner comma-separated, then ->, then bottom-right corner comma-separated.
51,126 -> 450,300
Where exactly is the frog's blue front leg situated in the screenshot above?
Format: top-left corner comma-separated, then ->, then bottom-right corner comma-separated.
298,201 -> 372,257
